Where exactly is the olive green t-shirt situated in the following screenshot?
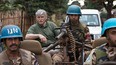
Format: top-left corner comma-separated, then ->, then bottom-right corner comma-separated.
27,21 -> 60,47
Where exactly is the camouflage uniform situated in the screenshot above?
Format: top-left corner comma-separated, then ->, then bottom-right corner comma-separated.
84,43 -> 116,65
68,21 -> 91,61
69,21 -> 91,43
0,49 -> 39,65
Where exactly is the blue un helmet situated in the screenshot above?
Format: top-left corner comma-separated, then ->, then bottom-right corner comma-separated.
101,18 -> 116,36
66,5 -> 81,15
1,25 -> 23,41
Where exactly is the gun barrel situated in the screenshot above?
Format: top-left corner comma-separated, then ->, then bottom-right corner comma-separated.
76,41 -> 93,49
56,31 -> 65,39
43,41 -> 60,52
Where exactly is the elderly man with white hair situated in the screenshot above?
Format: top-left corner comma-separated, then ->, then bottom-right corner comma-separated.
25,9 -> 60,48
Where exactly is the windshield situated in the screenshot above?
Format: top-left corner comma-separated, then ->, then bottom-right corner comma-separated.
80,14 -> 99,26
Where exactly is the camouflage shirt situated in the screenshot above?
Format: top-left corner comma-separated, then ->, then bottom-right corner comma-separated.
0,49 -> 39,65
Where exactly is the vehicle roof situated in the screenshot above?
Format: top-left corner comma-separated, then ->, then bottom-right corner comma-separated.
81,9 -> 100,14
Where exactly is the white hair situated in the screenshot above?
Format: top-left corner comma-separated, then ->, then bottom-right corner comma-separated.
35,9 -> 47,16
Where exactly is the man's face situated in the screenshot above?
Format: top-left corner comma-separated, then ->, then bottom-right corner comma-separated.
5,38 -> 20,52
68,14 -> 79,23
36,15 -> 47,25
107,28 -> 116,47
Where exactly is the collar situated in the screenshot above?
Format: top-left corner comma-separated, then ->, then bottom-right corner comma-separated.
37,22 -> 48,28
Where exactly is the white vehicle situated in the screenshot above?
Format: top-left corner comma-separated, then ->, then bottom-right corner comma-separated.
80,9 -> 102,40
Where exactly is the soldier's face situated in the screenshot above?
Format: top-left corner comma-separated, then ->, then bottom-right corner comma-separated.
68,14 -> 79,23
5,38 -> 20,52
107,28 -> 116,47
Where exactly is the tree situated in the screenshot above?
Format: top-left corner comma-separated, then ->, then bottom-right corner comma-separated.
84,0 -> 116,18
0,0 -> 24,14
0,0 -> 68,16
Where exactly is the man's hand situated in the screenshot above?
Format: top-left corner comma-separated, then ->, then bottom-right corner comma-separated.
38,34 -> 47,43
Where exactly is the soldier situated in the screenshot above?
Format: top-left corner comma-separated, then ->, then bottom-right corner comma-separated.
52,5 -> 92,64
66,5 -> 91,44
0,25 -> 39,65
84,18 -> 116,65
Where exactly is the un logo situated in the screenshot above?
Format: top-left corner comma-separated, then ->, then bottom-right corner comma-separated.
7,28 -> 18,34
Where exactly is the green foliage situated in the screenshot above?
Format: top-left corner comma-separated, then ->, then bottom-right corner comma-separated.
32,0 -> 68,15
100,12 -> 107,18
84,0 -> 115,18
0,0 -> 24,11
84,0 -> 104,10
0,0 -> 68,16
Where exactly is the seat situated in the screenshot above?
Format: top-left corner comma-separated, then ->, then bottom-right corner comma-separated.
92,37 -> 108,48
20,40 -> 52,65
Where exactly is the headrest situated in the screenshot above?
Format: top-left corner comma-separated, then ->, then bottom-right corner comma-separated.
92,37 -> 108,48
20,40 -> 42,55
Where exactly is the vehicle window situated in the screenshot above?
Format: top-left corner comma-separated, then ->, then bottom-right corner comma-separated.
80,14 -> 99,26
